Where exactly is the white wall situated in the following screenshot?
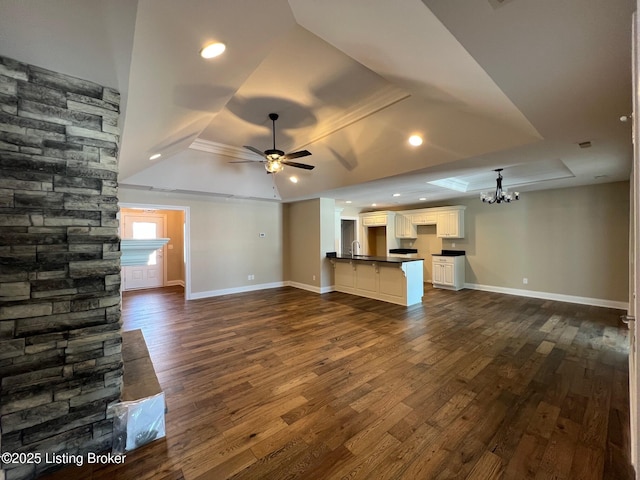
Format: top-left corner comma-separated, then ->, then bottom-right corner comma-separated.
320,198 -> 336,289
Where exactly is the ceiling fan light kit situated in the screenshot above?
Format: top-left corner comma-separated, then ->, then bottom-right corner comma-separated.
265,159 -> 283,173
480,168 -> 520,204
230,113 -> 315,174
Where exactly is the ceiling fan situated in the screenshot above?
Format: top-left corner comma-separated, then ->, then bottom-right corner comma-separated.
230,113 -> 314,173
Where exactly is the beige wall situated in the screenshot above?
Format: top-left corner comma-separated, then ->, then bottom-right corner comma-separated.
119,188 -> 284,295
284,198 -> 335,289
412,224 -> 440,282
285,199 -> 320,287
165,209 -> 185,283
121,181 -> 629,304
421,181 -> 629,302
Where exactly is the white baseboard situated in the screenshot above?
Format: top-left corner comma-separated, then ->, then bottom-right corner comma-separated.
186,280 -> 628,310
464,282 -> 629,310
189,281 -> 286,300
165,280 -> 185,287
286,281 -> 334,294
188,281 -> 337,300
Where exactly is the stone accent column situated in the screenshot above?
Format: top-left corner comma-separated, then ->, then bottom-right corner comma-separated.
0,55 -> 122,480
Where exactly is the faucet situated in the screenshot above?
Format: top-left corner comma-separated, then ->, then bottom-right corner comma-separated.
351,240 -> 361,258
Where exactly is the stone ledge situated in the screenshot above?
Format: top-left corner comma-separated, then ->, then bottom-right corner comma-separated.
121,329 -> 162,402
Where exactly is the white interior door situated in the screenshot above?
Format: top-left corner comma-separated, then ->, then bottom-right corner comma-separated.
122,213 -> 166,290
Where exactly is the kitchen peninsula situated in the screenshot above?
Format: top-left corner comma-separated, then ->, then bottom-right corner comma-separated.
327,253 -> 424,306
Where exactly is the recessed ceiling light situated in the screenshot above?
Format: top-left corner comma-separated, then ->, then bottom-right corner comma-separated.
408,135 -> 423,147
200,42 -> 226,59
345,200 -> 352,204
149,153 -> 161,160
419,197 -> 427,201
371,203 -> 377,207
289,176 -> 298,183
392,193 -> 401,197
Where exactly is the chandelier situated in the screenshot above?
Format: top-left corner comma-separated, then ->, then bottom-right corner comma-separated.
480,168 -> 519,204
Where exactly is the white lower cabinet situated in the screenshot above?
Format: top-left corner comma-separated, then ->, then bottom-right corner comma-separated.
432,255 -> 465,291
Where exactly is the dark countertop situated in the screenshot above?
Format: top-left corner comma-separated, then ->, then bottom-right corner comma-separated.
432,250 -> 466,257
327,253 -> 424,263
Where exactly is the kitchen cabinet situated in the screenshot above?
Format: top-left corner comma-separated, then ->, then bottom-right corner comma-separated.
432,255 -> 465,290
395,214 -> 417,238
359,211 -> 399,256
410,212 -> 437,225
359,206 -> 464,237
436,209 -> 464,238
331,257 -> 424,306
361,212 -> 389,226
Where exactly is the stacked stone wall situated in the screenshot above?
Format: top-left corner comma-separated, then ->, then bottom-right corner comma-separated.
0,55 -> 122,480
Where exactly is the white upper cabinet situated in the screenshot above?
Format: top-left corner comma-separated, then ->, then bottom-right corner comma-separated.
356,206 -> 465,243
436,208 -> 464,238
410,212 -> 437,225
360,212 -> 389,226
395,214 -> 417,238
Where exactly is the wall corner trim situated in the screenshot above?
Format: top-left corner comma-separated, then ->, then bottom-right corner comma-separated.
287,281 -> 334,294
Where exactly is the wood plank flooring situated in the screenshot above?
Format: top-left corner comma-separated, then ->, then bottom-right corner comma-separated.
43,285 -> 633,479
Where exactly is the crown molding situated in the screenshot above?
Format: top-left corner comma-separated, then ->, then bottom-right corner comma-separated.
293,84 -> 410,150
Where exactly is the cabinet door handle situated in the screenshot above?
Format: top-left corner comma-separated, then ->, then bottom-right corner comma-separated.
621,315 -> 636,324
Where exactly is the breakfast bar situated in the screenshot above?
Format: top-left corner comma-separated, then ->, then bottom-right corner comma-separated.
327,253 -> 424,306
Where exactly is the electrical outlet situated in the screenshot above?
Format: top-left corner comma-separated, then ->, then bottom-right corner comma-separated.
523,277 -> 528,285
451,242 -> 456,248
312,275 -> 316,281
248,274 -> 255,280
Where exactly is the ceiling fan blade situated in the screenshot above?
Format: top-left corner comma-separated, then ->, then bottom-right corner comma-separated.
243,145 -> 267,158
228,160 -> 264,164
282,150 -> 311,160
281,160 -> 315,170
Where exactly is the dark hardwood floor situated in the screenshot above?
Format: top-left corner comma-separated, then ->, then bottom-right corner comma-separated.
44,284 -> 632,479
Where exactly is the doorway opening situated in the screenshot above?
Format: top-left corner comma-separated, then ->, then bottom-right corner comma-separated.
119,203 -> 190,299
121,209 -> 168,290
341,218 -> 357,255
